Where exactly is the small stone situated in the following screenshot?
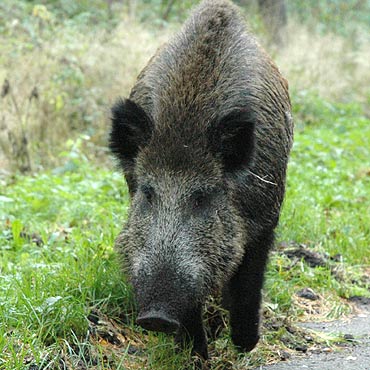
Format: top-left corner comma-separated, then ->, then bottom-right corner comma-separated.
295,345 -> 308,353
343,334 -> 355,341
280,350 -> 291,360
296,288 -> 319,301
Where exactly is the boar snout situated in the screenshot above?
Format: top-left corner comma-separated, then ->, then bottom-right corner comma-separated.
133,263 -> 200,335
137,309 -> 180,333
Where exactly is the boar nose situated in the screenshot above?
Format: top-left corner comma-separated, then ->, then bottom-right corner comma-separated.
137,310 -> 180,333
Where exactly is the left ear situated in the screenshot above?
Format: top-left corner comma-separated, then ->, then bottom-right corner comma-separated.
109,98 -> 154,172
209,109 -> 255,172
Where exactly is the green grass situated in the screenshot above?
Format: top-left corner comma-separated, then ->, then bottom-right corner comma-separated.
265,96 -> 370,320
283,94 -> 370,265
1,1 -> 369,368
1,96 -> 369,369
0,158 -> 133,367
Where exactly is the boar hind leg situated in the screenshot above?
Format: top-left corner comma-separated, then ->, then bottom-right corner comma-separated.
175,305 -> 208,360
225,232 -> 273,352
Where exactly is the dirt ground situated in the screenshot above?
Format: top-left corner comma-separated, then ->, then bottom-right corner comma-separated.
255,300 -> 370,370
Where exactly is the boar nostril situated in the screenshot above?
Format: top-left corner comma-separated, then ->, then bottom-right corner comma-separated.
137,311 -> 180,334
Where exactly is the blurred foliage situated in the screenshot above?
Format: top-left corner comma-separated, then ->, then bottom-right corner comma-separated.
287,0 -> 370,37
135,0 -> 196,24
2,1 -> 369,34
1,0 -> 112,24
1,0 -> 369,173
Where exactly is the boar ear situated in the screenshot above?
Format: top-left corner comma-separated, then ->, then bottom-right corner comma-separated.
210,109 -> 255,172
109,98 -> 153,172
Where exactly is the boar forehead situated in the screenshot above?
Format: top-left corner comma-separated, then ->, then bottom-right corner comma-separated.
135,164 -> 223,202
135,129 -> 223,190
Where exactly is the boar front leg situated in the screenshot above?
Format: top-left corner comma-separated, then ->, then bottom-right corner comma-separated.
175,305 -> 208,360
225,232 -> 273,352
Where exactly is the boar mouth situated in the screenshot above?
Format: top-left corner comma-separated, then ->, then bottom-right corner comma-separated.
136,309 -> 180,333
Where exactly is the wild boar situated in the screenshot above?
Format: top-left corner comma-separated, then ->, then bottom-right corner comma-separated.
109,0 -> 293,360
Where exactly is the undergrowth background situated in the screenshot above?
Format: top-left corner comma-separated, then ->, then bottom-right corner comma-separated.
0,1 -> 369,369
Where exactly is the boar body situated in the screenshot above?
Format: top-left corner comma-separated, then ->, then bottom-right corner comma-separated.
110,0 -> 293,359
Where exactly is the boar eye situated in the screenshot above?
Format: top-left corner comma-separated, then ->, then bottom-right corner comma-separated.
192,190 -> 208,210
141,185 -> 155,204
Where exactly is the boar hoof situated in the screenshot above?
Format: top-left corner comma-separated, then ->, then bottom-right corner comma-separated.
232,334 -> 259,353
137,311 -> 180,334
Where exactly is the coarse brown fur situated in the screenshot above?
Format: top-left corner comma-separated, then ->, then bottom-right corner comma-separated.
109,0 -> 293,360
